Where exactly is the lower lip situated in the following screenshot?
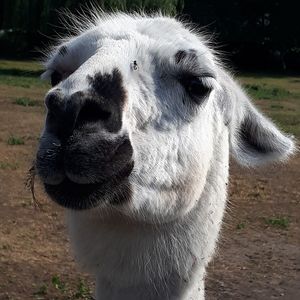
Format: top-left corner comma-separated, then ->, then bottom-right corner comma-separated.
43,161 -> 134,210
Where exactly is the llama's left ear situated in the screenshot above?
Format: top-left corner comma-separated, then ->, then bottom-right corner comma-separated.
218,69 -> 295,166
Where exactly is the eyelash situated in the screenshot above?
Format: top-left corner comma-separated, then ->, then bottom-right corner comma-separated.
179,74 -> 213,104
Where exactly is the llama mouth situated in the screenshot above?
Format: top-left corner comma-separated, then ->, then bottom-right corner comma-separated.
43,161 -> 134,210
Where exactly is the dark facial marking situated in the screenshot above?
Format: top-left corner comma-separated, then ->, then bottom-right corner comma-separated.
175,50 -> 187,64
88,68 -> 125,100
38,67 -> 133,210
179,73 -> 212,104
175,49 -> 216,80
175,49 -> 198,65
87,68 -> 127,133
240,117 -> 273,154
58,45 -> 68,56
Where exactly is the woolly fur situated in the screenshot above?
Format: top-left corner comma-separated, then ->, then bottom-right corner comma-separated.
40,10 -> 295,300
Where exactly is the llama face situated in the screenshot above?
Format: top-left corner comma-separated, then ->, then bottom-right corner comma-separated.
36,14 -> 294,223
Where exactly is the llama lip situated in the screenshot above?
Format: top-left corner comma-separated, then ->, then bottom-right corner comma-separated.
36,132 -> 134,209
43,161 -> 134,210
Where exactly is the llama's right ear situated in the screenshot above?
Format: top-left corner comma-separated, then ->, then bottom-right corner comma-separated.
218,69 -> 295,166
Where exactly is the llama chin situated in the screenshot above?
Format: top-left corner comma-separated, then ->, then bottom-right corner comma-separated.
36,11 -> 295,300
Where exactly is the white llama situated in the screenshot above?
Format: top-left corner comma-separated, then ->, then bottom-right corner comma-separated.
36,12 -> 295,300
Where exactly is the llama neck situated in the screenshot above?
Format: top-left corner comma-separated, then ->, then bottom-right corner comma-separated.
95,271 -> 205,300
68,133 -> 229,300
92,161 -> 228,300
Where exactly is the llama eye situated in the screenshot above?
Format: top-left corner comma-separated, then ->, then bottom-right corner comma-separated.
51,71 -> 62,87
180,75 -> 212,104
187,78 -> 211,96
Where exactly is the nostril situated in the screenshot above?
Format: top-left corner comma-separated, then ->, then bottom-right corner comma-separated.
76,99 -> 111,127
45,91 -> 64,115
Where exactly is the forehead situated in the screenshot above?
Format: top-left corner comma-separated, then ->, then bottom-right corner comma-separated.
43,14 -> 215,78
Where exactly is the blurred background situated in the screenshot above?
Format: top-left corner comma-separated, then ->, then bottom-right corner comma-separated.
0,1 -> 299,300
0,0 -> 299,72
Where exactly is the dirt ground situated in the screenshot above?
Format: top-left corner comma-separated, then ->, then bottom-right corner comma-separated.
0,77 -> 299,299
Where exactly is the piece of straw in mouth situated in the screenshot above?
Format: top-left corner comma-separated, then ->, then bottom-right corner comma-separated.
25,162 -> 42,209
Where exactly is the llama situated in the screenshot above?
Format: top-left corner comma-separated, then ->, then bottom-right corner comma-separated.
36,12 -> 295,299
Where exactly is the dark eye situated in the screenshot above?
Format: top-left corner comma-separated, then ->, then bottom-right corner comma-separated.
51,70 -> 62,87
179,75 -> 212,104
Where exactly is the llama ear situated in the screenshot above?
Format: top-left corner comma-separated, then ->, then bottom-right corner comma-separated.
219,70 -> 295,166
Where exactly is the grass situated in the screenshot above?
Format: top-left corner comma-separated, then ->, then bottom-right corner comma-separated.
33,284 -> 47,297
0,74 -> 49,88
14,97 -> 40,107
51,275 -> 66,292
0,59 -> 49,89
243,84 -> 292,100
0,162 -> 18,170
7,135 -> 25,145
0,59 -> 44,72
265,217 -> 290,229
236,222 -> 246,230
270,104 -> 284,110
239,75 -> 300,138
74,279 -> 92,299
33,276 -> 92,299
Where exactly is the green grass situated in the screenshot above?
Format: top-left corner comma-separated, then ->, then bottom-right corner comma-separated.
0,74 -> 49,88
7,135 -> 25,145
49,276 -> 92,299
264,112 -> 300,138
0,59 -> 44,72
74,280 -> 91,299
236,222 -> 246,230
243,84 -> 292,100
0,59 -> 49,89
51,275 -> 66,293
32,276 -> 93,299
270,104 -> 284,110
265,217 -> 290,229
0,161 -> 18,170
33,284 -> 48,297
239,74 -> 300,138
14,97 -> 40,107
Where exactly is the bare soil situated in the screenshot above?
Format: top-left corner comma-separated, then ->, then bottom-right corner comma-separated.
0,84 -> 299,300
206,160 -> 300,300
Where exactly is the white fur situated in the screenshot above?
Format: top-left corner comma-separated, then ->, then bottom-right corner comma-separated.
42,12 -> 295,299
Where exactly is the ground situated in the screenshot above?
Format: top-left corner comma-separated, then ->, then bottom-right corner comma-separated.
0,60 -> 299,300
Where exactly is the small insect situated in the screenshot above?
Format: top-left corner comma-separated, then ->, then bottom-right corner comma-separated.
132,60 -> 138,70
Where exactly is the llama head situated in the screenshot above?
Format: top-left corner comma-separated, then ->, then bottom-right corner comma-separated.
36,13 -> 295,223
